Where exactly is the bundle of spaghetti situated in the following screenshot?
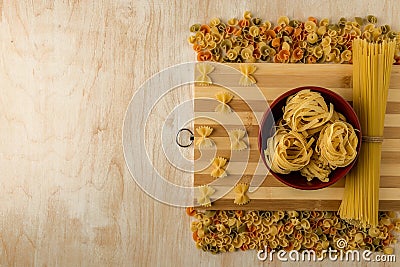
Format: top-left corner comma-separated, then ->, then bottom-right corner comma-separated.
339,39 -> 395,227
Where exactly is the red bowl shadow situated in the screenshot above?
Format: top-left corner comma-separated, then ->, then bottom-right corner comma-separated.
258,86 -> 362,190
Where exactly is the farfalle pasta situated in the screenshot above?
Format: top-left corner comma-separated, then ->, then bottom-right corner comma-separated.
196,63 -> 215,86
215,91 -> 234,114
233,183 -> 250,205
228,129 -> 247,151
239,64 -> 257,86
196,185 -> 215,207
211,157 -> 228,178
195,126 -> 214,148
188,13 -> 399,64
191,211 -> 397,254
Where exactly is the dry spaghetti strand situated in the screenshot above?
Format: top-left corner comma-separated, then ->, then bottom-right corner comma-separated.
339,39 -> 395,228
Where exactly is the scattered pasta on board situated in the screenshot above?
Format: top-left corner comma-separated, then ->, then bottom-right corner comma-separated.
195,63 -> 215,86
196,185 -> 216,207
210,157 -> 228,178
233,183 -> 250,205
228,129 -> 248,151
239,64 -> 257,86
214,91 -> 234,114
195,126 -> 214,148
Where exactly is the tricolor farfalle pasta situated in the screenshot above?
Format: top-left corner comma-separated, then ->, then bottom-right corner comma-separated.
189,209 -> 398,255
189,13 -> 400,64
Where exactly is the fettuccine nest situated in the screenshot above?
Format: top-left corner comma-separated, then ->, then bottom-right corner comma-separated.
265,89 -> 358,182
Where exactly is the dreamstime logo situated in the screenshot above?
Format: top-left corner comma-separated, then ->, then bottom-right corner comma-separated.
257,238 -> 396,262
122,62 -> 272,207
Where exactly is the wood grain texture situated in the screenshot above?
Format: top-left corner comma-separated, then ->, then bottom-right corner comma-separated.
1,0 -> 400,266
194,64 -> 400,210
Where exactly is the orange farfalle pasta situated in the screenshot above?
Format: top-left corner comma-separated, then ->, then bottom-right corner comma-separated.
197,51 -> 212,61
278,49 -> 290,62
215,91 -> 234,114
195,126 -> 214,148
291,47 -> 304,62
211,157 -> 228,178
186,207 -> 197,216
239,64 -> 257,86
233,183 -> 250,205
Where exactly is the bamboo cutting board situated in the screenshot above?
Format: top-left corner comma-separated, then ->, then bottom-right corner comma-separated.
194,63 -> 400,210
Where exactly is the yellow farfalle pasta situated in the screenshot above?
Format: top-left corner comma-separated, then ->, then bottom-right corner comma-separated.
277,16 -> 289,26
239,64 -> 257,86
226,48 -> 238,61
211,157 -> 228,178
233,183 -> 250,205
316,121 -> 358,169
195,126 -> 214,148
197,185 -> 215,207
243,11 -> 252,20
215,91 -> 234,114
304,20 -> 317,33
209,17 -> 220,27
196,63 -> 215,86
227,18 -> 238,26
307,32 -> 319,44
228,129 -> 247,151
241,45 -> 255,62
264,129 -> 314,174
283,90 -> 334,133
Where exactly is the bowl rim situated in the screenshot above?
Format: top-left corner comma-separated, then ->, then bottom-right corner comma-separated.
258,86 -> 362,190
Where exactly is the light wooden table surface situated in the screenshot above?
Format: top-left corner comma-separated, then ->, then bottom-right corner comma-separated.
1,1 -> 399,266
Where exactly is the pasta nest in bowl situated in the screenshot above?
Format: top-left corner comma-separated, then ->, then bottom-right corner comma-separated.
258,87 -> 362,190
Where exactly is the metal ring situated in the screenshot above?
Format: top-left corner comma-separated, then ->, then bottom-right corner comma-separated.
176,128 -> 194,148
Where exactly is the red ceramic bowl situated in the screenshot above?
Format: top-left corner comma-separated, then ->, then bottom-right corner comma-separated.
258,86 -> 362,190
